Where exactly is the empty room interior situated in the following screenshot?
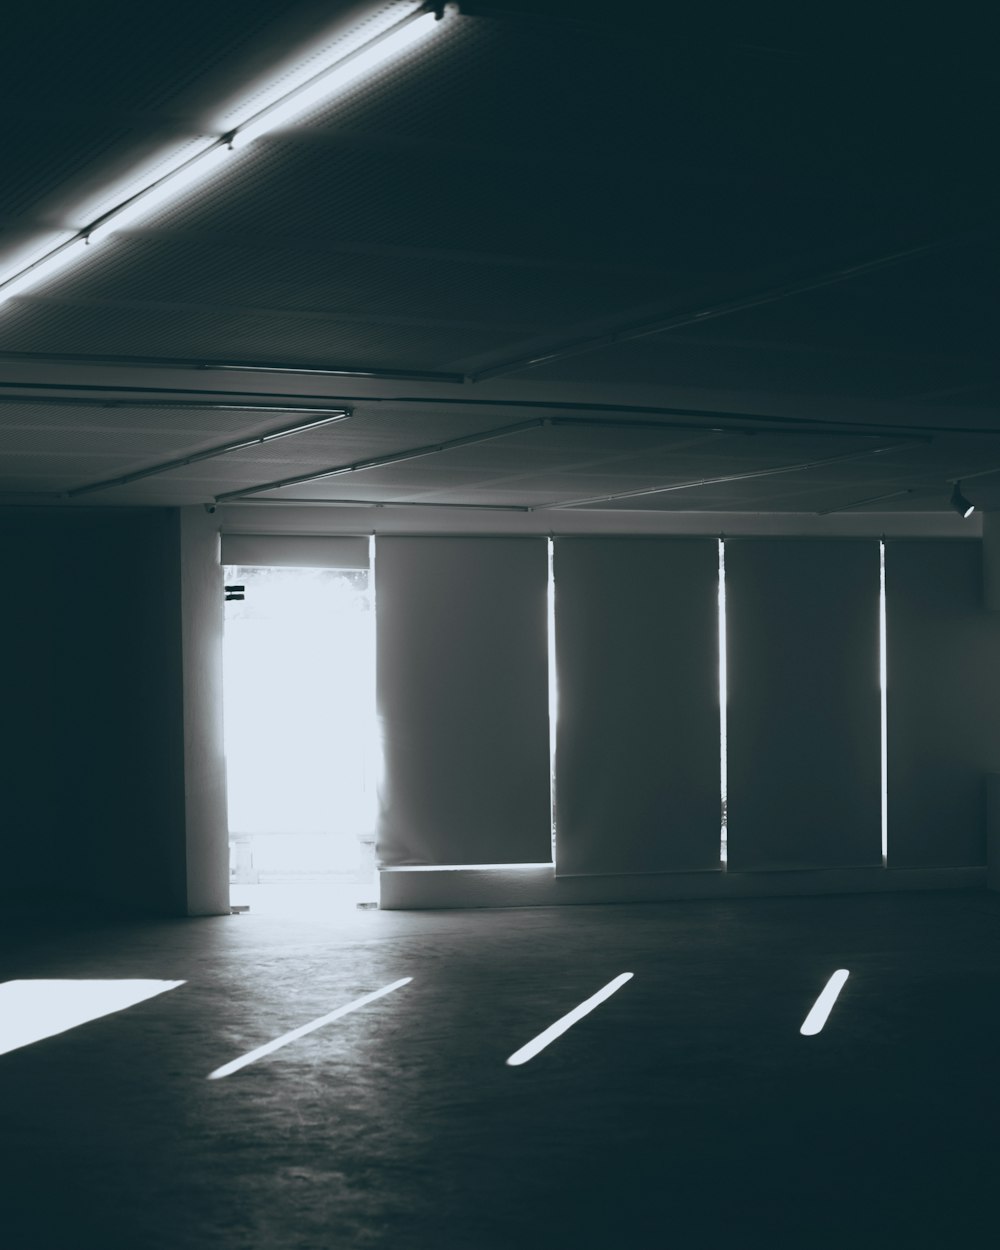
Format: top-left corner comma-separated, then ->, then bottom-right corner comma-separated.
2,3 -> 999,1247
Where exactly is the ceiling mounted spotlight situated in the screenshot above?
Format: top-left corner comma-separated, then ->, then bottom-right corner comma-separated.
950,482 -> 975,518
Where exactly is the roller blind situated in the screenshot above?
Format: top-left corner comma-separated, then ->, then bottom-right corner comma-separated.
725,539 -> 881,871
221,533 -> 369,569
553,538 -> 721,876
886,540 -> 996,867
375,537 -> 551,866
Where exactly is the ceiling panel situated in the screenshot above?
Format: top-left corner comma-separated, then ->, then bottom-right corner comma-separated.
0,2 -> 994,516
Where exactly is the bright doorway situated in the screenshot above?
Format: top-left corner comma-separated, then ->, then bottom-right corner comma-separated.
222,563 -> 378,913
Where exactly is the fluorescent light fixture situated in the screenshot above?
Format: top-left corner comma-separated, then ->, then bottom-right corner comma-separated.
208,977 -> 412,1078
800,969 -> 849,1036
0,4 -> 452,306
88,142 -> 237,239
0,237 -> 92,305
231,8 -> 443,148
0,979 -> 184,1058
506,972 -> 633,1066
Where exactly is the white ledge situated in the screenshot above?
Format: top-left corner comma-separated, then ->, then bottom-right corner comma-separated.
379,863 -> 986,910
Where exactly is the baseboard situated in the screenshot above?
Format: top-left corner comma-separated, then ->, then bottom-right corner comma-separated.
378,863 -> 988,910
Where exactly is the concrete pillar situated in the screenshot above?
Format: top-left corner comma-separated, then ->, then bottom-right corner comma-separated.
982,513 -> 1000,611
179,507 -> 231,916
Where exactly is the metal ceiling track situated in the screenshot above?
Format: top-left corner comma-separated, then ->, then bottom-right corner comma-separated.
545,440 -> 925,510
63,409 -> 350,498
0,395 -> 353,415
468,235 -> 975,383
212,422 -> 927,506
4,379 -> 999,438
214,418 -> 552,502
816,489 -> 916,515
0,351 -> 464,384
217,496 -> 533,512
216,416 -> 739,503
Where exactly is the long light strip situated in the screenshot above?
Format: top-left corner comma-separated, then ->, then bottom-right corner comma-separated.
229,8 -> 444,147
0,5 -> 447,306
506,973 -> 633,1066
800,970 -> 850,1036
207,977 -> 412,1079
65,409 -> 349,497
879,539 -> 888,863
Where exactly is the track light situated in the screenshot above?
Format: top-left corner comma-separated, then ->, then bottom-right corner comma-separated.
950,482 -> 975,518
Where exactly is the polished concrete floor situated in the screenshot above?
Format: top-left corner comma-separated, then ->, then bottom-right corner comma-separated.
2,890 -> 999,1249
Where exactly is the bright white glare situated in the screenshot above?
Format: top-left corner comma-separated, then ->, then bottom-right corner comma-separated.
800,969 -> 850,1036
0,980 -> 184,1058
386,862 -> 553,872
879,540 -> 888,862
718,539 -> 728,865
208,977 -> 412,1079
0,5 -> 450,305
89,143 -> 237,239
0,237 -> 91,306
547,537 -> 558,862
223,566 -> 377,841
230,10 -> 441,148
505,972 -> 633,1067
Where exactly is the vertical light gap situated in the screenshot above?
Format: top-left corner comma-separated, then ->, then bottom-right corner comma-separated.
369,532 -> 381,903
879,538 -> 888,865
547,536 -> 558,863
718,538 -> 728,867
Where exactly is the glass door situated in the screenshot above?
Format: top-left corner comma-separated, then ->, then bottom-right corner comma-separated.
222,564 -> 377,910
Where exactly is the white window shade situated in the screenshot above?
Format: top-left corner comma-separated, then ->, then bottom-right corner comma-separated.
885,540 -> 994,868
221,533 -> 369,569
553,537 -> 722,876
375,537 -> 551,867
725,539 -> 882,871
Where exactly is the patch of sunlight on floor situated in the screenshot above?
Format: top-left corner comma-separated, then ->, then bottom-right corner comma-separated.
229,881 -> 379,918
0,979 -> 184,1058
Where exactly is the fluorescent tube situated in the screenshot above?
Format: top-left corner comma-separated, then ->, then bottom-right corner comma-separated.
0,237 -> 91,306
88,142 -> 237,239
0,4 -> 451,304
231,9 -> 442,148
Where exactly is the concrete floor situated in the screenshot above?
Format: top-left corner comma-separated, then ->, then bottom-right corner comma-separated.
2,891 -> 999,1249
